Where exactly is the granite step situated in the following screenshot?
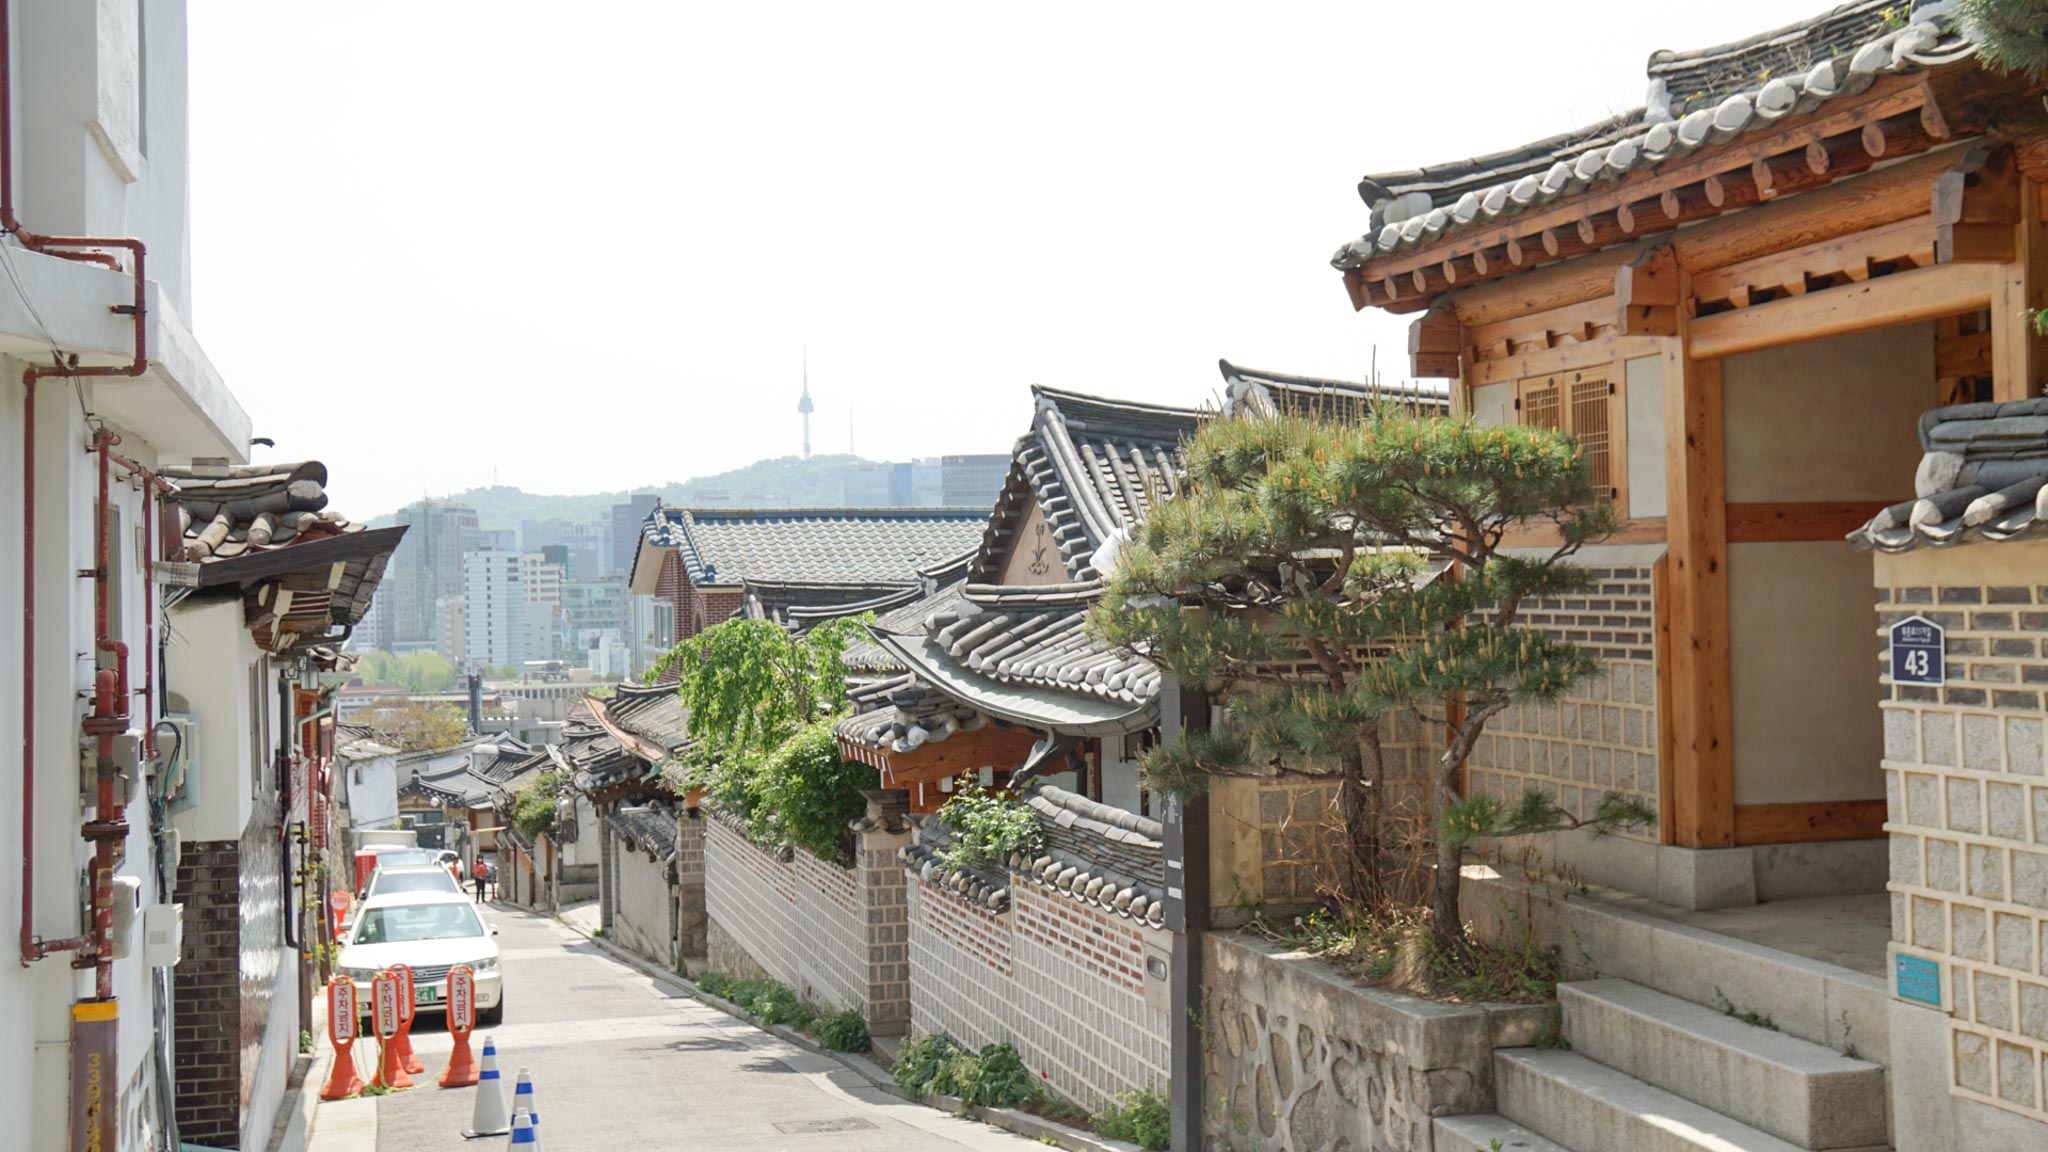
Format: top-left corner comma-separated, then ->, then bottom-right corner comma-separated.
1560,978 -> 1888,1149
1434,1112 -> 1579,1152
1495,1049 -> 1889,1152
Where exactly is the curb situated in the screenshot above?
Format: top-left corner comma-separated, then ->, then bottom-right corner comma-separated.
555,914 -> 1136,1152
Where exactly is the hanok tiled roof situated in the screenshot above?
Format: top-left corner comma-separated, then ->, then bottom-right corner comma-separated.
836,554 -> 978,674
900,783 -> 1166,926
834,673 -> 991,754
974,387 -> 1205,583
1331,3 -> 1972,272
1219,359 -> 1450,420
771,549 -> 978,634
592,683 -> 691,755
865,582 -> 1159,736
1851,398 -> 2048,552
607,804 -> 680,861
634,505 -> 988,590
161,460 -> 405,645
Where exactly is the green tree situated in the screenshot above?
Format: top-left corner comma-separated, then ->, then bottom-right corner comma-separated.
751,722 -> 876,863
1092,410 -> 1649,952
1960,0 -> 2048,79
364,700 -> 470,752
511,771 -> 566,840
650,616 -> 869,827
356,650 -> 457,694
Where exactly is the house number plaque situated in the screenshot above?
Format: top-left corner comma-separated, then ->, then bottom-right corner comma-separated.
1888,615 -> 1945,686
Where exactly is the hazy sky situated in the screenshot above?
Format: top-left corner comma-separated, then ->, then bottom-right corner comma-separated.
188,1 -> 1807,519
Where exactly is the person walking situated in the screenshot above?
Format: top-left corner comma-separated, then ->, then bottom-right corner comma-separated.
474,860 -> 490,904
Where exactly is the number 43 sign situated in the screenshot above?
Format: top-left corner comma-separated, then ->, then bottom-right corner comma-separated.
1890,615 -> 1946,686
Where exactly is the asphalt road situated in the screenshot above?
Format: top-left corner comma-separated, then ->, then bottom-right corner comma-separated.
359,902 -> 1044,1151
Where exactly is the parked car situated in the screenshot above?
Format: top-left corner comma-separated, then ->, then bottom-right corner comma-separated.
361,864 -> 464,903
337,892 -> 504,1025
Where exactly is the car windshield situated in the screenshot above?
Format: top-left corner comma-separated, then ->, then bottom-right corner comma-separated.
370,850 -> 432,868
352,903 -> 484,945
368,870 -> 459,897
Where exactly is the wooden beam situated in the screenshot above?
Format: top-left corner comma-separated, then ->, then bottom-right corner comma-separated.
1688,261 -> 1999,361
1725,501 -> 1891,543
1499,517 -> 1668,551
1652,557 -> 1676,847
1663,291 -> 1733,850
1467,295 -> 1615,361
1408,306 -> 1462,378
1451,242 -> 1652,328
1936,325 -> 1993,378
1733,800 -> 1887,845
1672,142 -> 1988,273
1990,171 -> 2047,402
1615,245 -> 1679,336
1467,332 -> 1663,388
1691,215 -> 1942,312
866,724 -> 1041,790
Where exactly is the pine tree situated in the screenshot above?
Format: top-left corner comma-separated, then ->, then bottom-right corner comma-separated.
1091,408 -> 1652,952
1960,0 -> 2048,80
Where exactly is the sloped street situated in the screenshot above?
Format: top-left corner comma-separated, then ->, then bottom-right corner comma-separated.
308,903 -> 1043,1151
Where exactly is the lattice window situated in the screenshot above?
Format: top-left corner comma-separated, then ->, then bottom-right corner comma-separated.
1517,371 -> 1621,506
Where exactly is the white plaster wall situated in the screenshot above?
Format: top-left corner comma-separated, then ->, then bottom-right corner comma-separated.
1722,323 -> 1932,503
612,845 -> 673,967
167,599 -> 260,842
344,753 -> 399,829
1729,541 -> 1887,806
1624,354 -> 1666,518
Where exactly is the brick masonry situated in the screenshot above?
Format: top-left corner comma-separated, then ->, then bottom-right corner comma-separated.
1878,554 -> 2048,1124
172,839 -> 242,1148
1466,563 -> 1662,834
906,869 -> 1171,1110
700,803 -> 911,1030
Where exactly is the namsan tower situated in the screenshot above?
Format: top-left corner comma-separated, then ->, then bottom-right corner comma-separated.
797,349 -> 814,460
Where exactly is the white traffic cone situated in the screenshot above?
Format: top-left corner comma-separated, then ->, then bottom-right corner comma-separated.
510,1068 -> 540,1150
507,1109 -> 537,1149
463,1037 -> 511,1138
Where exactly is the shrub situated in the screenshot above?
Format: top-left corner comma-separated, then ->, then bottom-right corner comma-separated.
752,722 -> 875,864
1093,1089 -> 1170,1150
955,1042 -> 1042,1110
893,1032 -> 968,1097
933,784 -> 1044,874
511,772 -> 565,840
815,1008 -> 870,1053
693,971 -> 817,1030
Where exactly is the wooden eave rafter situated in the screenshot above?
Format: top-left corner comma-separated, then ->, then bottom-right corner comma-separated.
835,721 -> 1039,785
1346,74 -> 1956,315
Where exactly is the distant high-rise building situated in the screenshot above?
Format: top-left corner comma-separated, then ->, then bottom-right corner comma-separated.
388,499 -> 481,651
842,462 -> 893,507
464,550 -> 527,670
608,494 -> 659,577
476,527 -> 517,552
942,454 -> 1010,509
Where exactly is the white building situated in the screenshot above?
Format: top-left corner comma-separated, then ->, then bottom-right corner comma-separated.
464,549 -> 527,670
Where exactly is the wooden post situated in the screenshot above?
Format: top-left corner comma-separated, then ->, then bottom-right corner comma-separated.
1991,175 -> 2046,401
1666,276 -> 1734,850
1163,679 -> 1211,1152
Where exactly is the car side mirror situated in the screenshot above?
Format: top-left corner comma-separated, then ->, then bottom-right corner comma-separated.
490,925 -> 500,936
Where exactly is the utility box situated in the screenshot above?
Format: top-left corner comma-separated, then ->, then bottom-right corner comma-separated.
142,903 -> 182,968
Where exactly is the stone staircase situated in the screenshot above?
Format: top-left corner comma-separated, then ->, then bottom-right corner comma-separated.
1433,892 -> 1892,1152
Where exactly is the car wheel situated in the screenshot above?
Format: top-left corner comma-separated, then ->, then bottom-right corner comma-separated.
479,999 -> 504,1027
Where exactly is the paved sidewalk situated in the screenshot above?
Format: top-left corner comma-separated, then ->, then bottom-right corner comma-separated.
305,900 -> 1043,1151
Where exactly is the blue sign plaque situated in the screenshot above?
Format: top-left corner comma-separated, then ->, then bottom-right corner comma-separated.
1889,614 -> 1945,686
1896,953 -> 1942,1005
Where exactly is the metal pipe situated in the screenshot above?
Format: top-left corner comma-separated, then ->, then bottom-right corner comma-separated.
9,0 -> 153,961
79,429 -> 134,998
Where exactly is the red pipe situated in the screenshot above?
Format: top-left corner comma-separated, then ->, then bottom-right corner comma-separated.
103,443 -> 173,759
9,0 -> 153,971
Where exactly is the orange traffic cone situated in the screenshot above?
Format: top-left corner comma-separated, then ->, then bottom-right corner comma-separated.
391,965 -> 424,1075
319,1039 -> 364,1101
441,1027 -> 480,1088
319,977 -> 364,1101
375,1034 -> 414,1090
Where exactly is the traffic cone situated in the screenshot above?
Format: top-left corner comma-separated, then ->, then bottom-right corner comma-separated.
375,1033 -> 414,1090
440,1023 -> 480,1088
510,1068 -> 540,1150
506,1109 -> 537,1149
462,1038 -> 511,1138
318,1039 -> 364,1101
394,998 -> 423,1076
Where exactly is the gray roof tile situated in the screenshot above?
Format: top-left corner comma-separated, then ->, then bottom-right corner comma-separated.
1852,398 -> 2048,552
639,506 -> 987,588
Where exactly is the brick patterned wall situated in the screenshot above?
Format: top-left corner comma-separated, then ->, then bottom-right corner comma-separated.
676,813 -> 707,958
1465,563 -> 1662,833
173,840 -> 242,1147
859,830 -> 911,1034
795,850 -> 868,1014
906,874 -> 1170,1109
703,817 -> 802,988
1879,556 -> 2048,1123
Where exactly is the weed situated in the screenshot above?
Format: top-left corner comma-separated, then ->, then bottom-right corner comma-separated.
1714,986 -> 1778,1032
891,1033 -> 1042,1109
298,1030 -> 313,1055
1839,1010 -> 1858,1060
1092,1089 -> 1170,1151
1253,902 -> 1560,1005
816,1008 -> 870,1053
1532,1002 -> 1572,1050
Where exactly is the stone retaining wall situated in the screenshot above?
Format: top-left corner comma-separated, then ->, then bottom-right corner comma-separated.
1203,932 -> 1547,1152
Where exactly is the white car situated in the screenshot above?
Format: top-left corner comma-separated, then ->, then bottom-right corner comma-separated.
337,892 -> 504,1025
361,864 -> 464,902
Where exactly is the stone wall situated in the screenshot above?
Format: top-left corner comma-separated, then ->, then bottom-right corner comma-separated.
794,849 -> 867,1014
1465,558 -> 1662,835
171,839 -> 241,1147
1203,932 -> 1542,1152
1877,542 -> 2048,1131
676,812 -> 707,960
